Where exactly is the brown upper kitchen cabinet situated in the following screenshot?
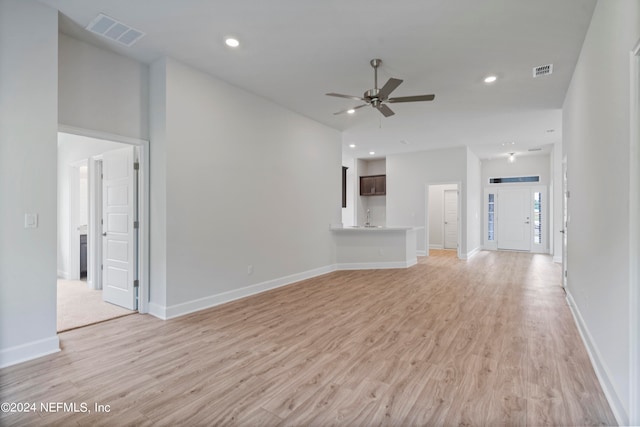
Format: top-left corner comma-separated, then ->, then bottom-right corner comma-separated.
360,175 -> 386,196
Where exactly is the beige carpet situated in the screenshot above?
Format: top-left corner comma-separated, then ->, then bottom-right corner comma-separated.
57,279 -> 135,332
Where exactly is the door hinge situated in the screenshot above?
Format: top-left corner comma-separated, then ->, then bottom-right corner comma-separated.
565,270 -> 567,277
101,264 -> 103,271
133,279 -> 139,288
133,162 -> 140,171
133,220 -> 139,229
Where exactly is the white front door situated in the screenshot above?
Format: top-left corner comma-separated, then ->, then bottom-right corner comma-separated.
444,189 -> 458,249
102,146 -> 137,310
498,188 -> 531,251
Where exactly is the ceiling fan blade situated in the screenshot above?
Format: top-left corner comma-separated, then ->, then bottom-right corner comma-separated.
333,104 -> 368,115
376,103 -> 395,117
388,94 -> 435,103
326,92 -> 365,101
378,78 -> 403,100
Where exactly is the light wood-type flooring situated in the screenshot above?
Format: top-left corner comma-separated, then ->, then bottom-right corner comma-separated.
0,250 -> 616,426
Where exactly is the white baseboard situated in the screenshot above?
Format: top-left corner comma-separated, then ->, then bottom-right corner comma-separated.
151,265 -> 338,320
336,258 -> 417,270
460,247 -> 480,260
416,250 -> 427,256
553,255 -> 562,263
57,270 -> 71,280
0,336 -> 60,368
565,291 -> 628,426
429,244 -> 444,250
148,302 -> 168,320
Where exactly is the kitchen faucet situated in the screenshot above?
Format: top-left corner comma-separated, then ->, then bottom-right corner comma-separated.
365,209 -> 371,226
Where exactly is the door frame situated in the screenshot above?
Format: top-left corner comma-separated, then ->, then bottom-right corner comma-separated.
68,158 -> 88,281
59,125 -> 150,314
88,156 -> 103,290
443,189 -> 458,249
562,158 -> 568,289
425,181 -> 461,259
628,37 -> 640,426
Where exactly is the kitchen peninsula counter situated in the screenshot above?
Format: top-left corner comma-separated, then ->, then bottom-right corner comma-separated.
331,226 -> 421,269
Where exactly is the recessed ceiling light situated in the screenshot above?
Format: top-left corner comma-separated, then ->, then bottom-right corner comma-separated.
225,37 -> 240,48
369,151 -> 375,155
349,144 -> 356,148
484,75 -> 497,83
347,109 -> 356,114
501,141 -> 516,146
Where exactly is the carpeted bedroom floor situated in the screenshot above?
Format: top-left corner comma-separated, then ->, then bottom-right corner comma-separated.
57,279 -> 135,332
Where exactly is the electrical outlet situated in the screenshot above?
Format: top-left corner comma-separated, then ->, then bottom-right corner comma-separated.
247,265 -> 253,275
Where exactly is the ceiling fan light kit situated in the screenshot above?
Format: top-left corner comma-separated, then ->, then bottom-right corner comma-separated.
326,59 -> 435,117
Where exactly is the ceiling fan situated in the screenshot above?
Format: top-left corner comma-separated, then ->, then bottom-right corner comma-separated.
326,59 -> 435,117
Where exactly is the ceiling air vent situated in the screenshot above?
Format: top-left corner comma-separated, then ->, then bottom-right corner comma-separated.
528,147 -> 542,152
86,13 -> 145,47
533,64 -> 553,78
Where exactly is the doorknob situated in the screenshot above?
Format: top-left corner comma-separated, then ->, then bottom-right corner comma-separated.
525,221 -> 530,224
102,232 -> 107,236
559,229 -> 566,234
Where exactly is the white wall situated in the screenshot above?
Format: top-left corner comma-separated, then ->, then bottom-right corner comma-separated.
342,155 -> 355,226
428,184 -> 458,248
150,57 -> 342,314
466,148 -> 482,255
386,147 -> 468,255
552,142 -> 563,262
59,33 -> 149,140
57,133 -> 124,279
149,58 -> 168,309
354,158 -> 386,226
563,0 -> 640,423
0,0 -> 59,367
481,153 -> 550,185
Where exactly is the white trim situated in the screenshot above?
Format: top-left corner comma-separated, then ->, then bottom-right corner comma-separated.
337,259 -> 417,270
150,265 -> 338,320
59,126 -> 150,315
552,255 -> 562,264
628,38 -> 640,426
565,291 -> 628,426
0,336 -> 60,368
429,244 -> 444,250
416,250 -> 427,256
462,247 -> 480,260
57,269 -> 71,279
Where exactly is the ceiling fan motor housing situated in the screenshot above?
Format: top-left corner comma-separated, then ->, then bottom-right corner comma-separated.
365,88 -> 381,106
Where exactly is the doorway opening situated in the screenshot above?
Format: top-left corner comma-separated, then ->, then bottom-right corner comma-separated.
427,183 -> 460,257
57,129 -> 148,331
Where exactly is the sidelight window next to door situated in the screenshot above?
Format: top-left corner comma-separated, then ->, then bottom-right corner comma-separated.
484,187 -> 547,253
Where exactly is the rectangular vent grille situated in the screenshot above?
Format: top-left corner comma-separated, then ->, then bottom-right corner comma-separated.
528,147 -> 542,152
533,64 -> 553,77
86,13 -> 145,47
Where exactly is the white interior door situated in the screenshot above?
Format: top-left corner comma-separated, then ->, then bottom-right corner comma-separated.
498,188 -> 531,251
102,146 -> 137,310
444,189 -> 458,249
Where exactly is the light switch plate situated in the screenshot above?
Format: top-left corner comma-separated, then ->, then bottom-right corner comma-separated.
24,213 -> 38,228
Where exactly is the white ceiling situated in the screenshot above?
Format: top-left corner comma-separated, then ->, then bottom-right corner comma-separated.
41,0 -> 597,160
